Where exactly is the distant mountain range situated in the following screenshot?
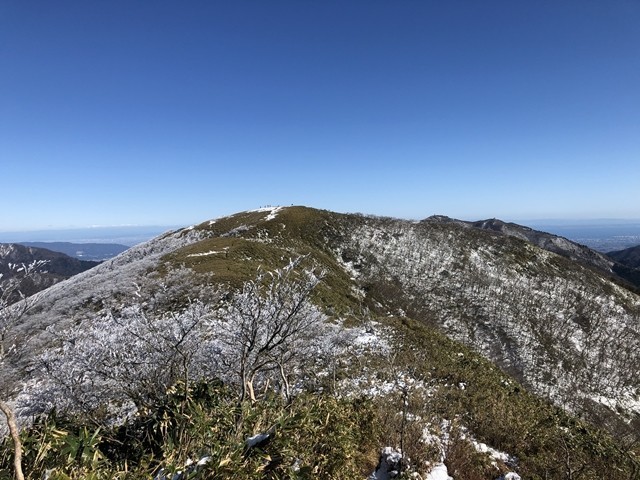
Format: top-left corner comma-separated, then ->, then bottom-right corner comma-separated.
19,242 -> 129,261
433,216 -> 640,291
0,243 -> 100,300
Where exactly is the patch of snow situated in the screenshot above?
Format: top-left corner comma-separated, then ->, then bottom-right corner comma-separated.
498,473 -> 522,480
353,329 -> 382,347
351,378 -> 397,398
341,370 -> 431,399
592,388 -> 640,418
265,207 -> 283,221
153,455 -> 211,480
249,205 -> 284,221
369,447 -> 403,480
471,438 -> 513,466
422,420 -> 450,463
251,206 -> 277,212
423,419 -> 518,471
347,323 -> 392,353
222,225 -> 250,237
186,248 -> 228,258
342,260 -> 360,279
334,249 -> 362,279
425,463 -> 452,480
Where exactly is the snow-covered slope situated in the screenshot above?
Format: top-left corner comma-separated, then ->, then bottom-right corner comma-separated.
338,215 -> 640,432
8,226 -> 207,369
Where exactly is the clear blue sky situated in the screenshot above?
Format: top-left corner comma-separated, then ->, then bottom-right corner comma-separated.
1,1 -> 639,231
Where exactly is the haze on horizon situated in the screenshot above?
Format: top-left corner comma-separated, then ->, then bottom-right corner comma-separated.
1,1 -> 639,231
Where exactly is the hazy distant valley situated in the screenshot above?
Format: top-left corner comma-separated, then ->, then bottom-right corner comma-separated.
1,207 -> 639,479
526,221 -> 640,253
18,242 -> 129,262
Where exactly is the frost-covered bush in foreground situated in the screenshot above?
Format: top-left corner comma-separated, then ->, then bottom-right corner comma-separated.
32,300 -> 215,420
26,258 -> 330,421
211,257 -> 328,402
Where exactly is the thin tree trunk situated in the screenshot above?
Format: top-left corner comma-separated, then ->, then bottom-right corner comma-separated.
0,400 -> 24,480
247,378 -> 256,403
278,362 -> 290,402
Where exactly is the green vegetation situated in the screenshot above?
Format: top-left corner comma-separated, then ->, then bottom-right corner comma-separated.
165,207 -> 362,316
365,315 -> 640,479
1,382 -> 377,479
3,315 -> 638,478
3,315 -> 637,478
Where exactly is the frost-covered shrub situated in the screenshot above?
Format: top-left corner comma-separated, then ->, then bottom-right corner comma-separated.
30,300 -> 216,421
211,257 -> 329,402
344,218 -> 640,432
26,259 -> 333,421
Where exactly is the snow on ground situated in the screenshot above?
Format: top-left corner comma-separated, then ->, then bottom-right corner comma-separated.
425,463 -> 452,480
500,473 -> 522,480
153,456 -> 211,480
368,447 -> 402,480
422,420 -> 450,463
250,205 -> 284,221
328,321 -> 392,359
335,322 -> 414,398
592,388 -> 640,419
367,449 -> 462,480
471,438 -> 513,467
265,207 -> 283,221
186,248 -> 228,257
422,419 -> 520,478
351,325 -> 391,351
335,252 -> 362,280
346,376 -> 396,398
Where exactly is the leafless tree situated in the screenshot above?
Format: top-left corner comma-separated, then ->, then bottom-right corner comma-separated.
0,400 -> 23,480
34,298 -> 214,419
29,259 -> 327,424
216,257 -> 326,403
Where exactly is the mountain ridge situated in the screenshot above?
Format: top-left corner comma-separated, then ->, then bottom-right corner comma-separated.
425,216 -> 640,292
2,206 -> 639,478
608,244 -> 640,269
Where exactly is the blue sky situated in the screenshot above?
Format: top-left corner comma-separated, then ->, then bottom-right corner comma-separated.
1,1 -> 639,231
